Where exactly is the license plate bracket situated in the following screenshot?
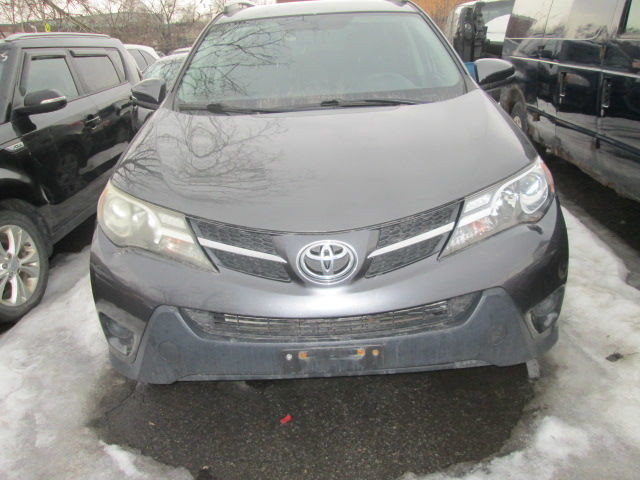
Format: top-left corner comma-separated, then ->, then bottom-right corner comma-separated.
281,345 -> 384,374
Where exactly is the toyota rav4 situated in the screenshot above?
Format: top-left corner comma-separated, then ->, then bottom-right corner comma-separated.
90,0 -> 569,384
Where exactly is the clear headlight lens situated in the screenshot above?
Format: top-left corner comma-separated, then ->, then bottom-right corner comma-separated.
442,158 -> 554,256
97,182 -> 213,270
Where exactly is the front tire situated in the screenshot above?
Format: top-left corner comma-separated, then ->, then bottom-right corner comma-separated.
511,101 -> 528,133
0,210 -> 50,323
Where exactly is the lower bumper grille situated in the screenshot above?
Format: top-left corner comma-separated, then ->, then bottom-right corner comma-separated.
182,292 -> 479,342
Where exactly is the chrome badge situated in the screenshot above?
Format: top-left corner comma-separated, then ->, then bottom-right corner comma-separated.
297,240 -> 358,284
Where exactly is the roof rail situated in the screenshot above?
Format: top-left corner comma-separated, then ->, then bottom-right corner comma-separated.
5,32 -> 110,42
223,1 -> 256,16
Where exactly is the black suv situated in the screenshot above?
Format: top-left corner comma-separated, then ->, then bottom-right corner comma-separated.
0,32 -> 139,322
501,0 -> 640,202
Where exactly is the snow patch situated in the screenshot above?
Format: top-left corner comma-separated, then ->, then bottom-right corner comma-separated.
406,212 -> 640,479
102,442 -> 144,478
0,250 -> 190,480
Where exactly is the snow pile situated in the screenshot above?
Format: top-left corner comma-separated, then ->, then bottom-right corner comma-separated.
0,251 -> 190,480
0,210 -> 638,479
405,212 -> 640,480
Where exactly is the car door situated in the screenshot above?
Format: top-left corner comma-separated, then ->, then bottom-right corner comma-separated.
535,0 -> 615,169
69,48 -> 134,181
598,0 -> 640,201
13,49 -> 102,210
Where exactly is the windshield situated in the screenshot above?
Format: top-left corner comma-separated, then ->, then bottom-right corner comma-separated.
143,56 -> 185,87
176,12 -> 464,111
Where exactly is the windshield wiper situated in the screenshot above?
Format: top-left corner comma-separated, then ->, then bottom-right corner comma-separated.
319,98 -> 420,108
178,102 -> 279,115
177,98 -> 421,114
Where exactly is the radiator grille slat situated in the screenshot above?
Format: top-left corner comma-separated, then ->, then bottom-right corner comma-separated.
182,293 -> 479,342
376,203 -> 459,248
365,202 -> 460,277
210,249 -> 290,282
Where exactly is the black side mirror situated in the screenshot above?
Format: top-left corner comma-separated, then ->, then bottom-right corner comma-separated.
14,89 -> 67,116
474,58 -> 515,89
132,78 -> 166,110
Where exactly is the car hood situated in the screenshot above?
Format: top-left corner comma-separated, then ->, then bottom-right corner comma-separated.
113,89 -> 537,232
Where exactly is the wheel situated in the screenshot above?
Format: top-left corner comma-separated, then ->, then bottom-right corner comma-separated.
0,210 -> 50,323
511,101 -> 528,132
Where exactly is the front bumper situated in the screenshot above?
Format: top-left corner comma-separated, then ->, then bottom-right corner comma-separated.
90,200 -> 568,384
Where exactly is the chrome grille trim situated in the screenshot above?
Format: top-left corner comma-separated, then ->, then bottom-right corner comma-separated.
368,222 -> 455,258
197,237 -> 287,263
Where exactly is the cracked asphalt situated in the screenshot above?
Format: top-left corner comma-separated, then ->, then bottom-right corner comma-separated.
4,153 -> 638,479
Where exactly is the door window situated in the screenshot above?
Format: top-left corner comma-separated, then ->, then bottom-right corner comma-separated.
140,51 -> 156,66
506,0 -> 554,38
108,49 -> 126,80
129,49 -> 147,70
622,0 -> 640,36
546,0 -> 616,40
75,55 -> 121,93
24,56 -> 78,99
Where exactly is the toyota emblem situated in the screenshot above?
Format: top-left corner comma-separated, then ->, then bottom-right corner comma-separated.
297,240 -> 358,284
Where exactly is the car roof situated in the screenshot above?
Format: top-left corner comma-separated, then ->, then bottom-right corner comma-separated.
157,52 -> 187,62
2,32 -> 122,49
125,44 -> 159,57
217,0 -> 418,24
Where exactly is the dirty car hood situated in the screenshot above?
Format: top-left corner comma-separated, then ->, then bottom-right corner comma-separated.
112,90 -> 536,232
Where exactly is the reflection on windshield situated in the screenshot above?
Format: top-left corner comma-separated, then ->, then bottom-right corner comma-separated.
177,12 -> 464,111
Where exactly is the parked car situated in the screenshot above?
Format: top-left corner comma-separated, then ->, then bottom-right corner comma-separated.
125,44 -> 160,72
0,32 -> 139,322
133,52 -> 187,129
169,47 -> 191,55
501,0 -> 640,202
143,53 -> 187,86
91,0 -> 568,384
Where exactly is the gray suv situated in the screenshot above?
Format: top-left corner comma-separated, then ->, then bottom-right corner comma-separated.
90,0 -> 569,384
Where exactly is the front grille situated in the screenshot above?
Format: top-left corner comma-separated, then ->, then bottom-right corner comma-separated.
190,218 -> 291,281
376,203 -> 459,248
190,219 -> 278,254
367,236 -> 444,277
365,202 -> 460,277
189,201 -> 461,282
182,292 -> 479,342
211,249 -> 290,282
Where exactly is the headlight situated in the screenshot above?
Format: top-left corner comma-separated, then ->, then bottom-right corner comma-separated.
97,182 -> 213,270
442,158 -> 554,256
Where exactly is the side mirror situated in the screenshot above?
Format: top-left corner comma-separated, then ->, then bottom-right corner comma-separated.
14,89 -> 67,115
131,78 -> 166,110
474,58 -> 515,89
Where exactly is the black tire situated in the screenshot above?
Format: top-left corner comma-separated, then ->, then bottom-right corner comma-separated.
0,209 -> 50,323
511,101 -> 528,133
